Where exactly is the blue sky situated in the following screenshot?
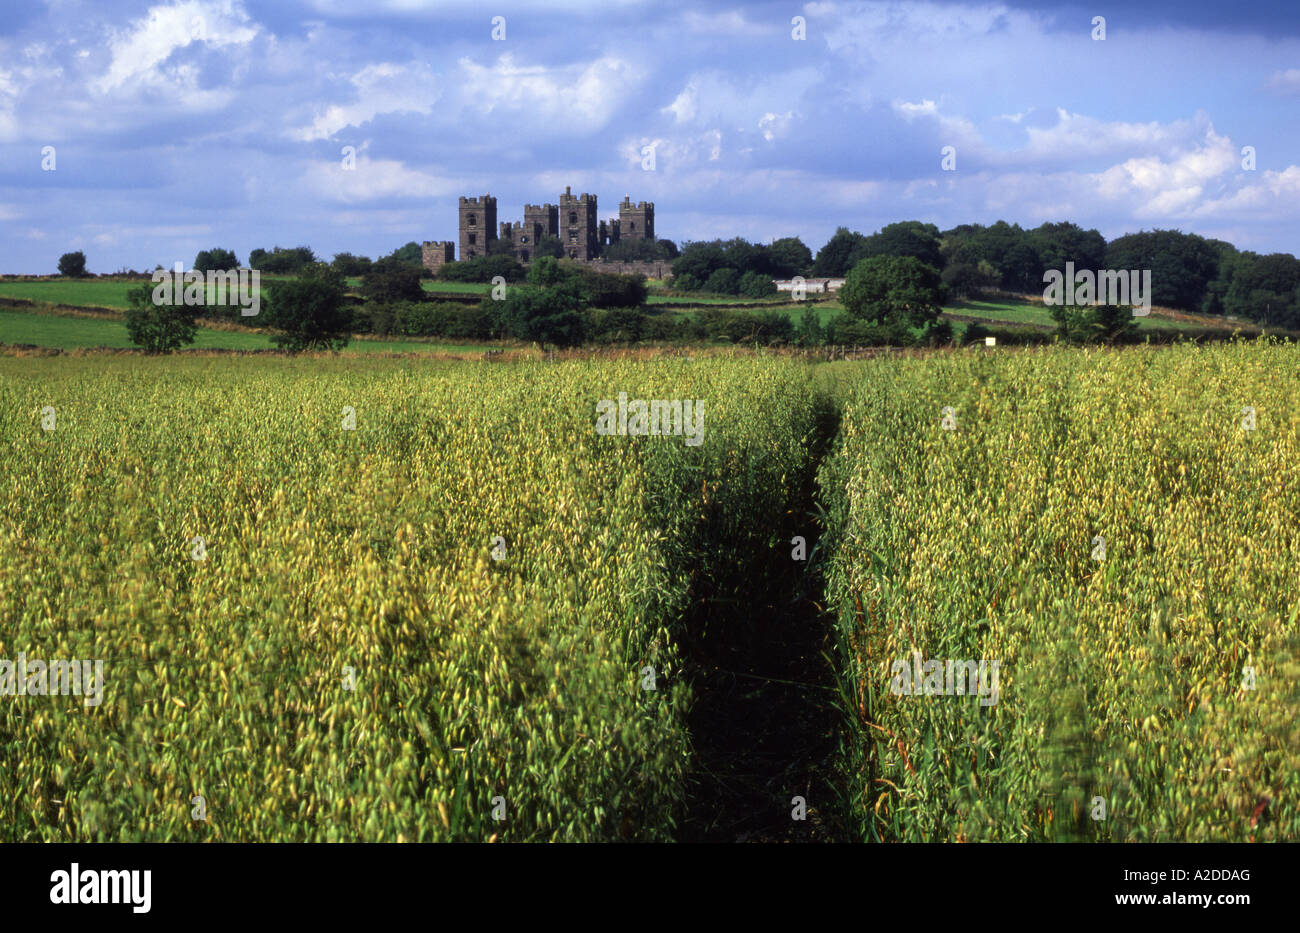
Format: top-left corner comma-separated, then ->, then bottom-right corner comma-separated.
1,0 -> 1298,273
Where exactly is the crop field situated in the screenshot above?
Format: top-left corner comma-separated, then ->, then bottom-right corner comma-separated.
1,341 -> 1297,843
0,354 -> 821,841
819,342 -> 1300,841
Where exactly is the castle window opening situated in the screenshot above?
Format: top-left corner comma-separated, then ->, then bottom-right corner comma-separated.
468,214 -> 476,226
569,212 -> 577,224
468,233 -> 476,245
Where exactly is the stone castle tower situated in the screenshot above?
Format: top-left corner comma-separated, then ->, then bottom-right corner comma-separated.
559,186 -> 599,260
428,187 -> 658,270
459,194 -> 497,260
421,240 -> 455,273
618,196 -> 654,241
497,203 -> 559,262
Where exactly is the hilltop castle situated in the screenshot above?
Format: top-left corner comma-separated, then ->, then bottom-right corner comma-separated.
422,188 -> 655,272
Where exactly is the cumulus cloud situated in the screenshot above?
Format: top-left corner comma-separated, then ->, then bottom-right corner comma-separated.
291,62 -> 441,141
302,151 -> 460,203
457,53 -> 643,129
1267,68 -> 1300,93
95,0 -> 259,94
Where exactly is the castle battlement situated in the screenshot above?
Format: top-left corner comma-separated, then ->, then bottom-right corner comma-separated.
432,186 -> 656,268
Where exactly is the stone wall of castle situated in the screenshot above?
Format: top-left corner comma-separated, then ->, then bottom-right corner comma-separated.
421,241 -> 455,273
424,189 -> 661,272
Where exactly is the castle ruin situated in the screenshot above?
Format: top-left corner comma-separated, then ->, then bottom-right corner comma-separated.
424,188 -> 656,269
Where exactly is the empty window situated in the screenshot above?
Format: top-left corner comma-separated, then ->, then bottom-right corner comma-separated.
468,214 -> 476,226
468,233 -> 477,245
568,229 -> 578,241
569,212 -> 578,224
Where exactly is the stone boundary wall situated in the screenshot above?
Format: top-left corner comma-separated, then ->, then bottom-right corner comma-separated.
568,259 -> 673,279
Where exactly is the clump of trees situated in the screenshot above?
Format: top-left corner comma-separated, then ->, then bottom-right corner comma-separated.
602,238 -> 679,262
331,252 -> 373,277
249,246 -> 316,274
668,236 -> 810,295
438,254 -> 526,283
57,251 -> 88,277
193,248 -> 239,272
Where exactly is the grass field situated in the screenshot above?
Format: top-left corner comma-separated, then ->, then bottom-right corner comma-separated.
0,309 -> 487,355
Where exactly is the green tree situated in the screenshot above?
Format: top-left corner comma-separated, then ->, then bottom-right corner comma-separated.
362,258 -> 423,303
331,252 -> 373,276
499,278 -> 588,348
704,267 -> 741,295
123,284 -> 198,353
1103,230 -> 1222,311
852,221 -> 943,271
738,270 -> 777,298
1028,222 -> 1106,279
840,255 -> 946,327
768,237 -> 813,277
813,227 -> 868,276
265,263 -> 351,352
382,241 -> 422,265
58,251 -> 88,277
193,248 -> 239,272
249,246 -> 316,274
941,262 -> 994,299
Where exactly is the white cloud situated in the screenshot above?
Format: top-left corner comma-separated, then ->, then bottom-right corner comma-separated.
457,53 -> 643,129
682,10 -> 772,37
292,62 -> 440,141
1022,108 -> 1200,163
758,111 -> 793,141
1267,68 -> 1300,93
95,0 -> 260,94
664,82 -> 697,123
1093,126 -> 1238,215
303,152 -> 459,203
893,98 -> 937,119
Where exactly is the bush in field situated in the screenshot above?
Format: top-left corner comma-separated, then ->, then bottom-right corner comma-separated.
123,284 -> 199,353
499,271 -> 588,348
703,267 -> 741,296
249,246 -> 316,274
362,259 -> 424,304
1049,302 -> 1140,344
58,251 -> 88,277
331,252 -> 373,277
397,301 -> 497,339
840,255 -> 946,328
265,263 -> 351,352
193,248 -> 239,272
738,270 -> 777,299
439,254 -> 525,284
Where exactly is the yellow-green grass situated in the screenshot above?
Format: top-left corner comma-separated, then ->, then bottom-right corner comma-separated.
819,340 -> 1300,842
0,354 -> 822,841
